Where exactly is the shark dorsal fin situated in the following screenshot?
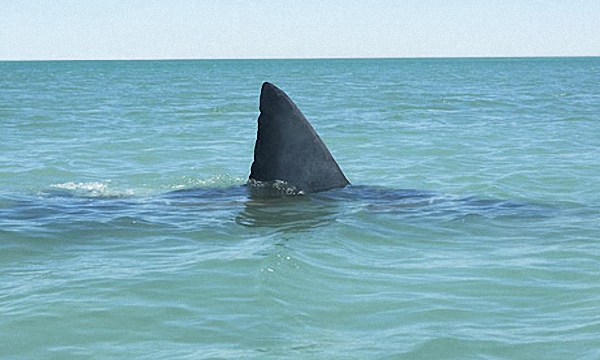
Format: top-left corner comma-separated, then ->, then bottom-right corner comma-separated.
249,82 -> 349,193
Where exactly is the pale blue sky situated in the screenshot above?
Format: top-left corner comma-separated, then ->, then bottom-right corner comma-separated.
1,0 -> 599,60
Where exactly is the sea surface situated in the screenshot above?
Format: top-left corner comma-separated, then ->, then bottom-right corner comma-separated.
1,57 -> 599,359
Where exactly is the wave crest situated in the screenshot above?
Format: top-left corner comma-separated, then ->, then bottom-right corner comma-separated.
247,179 -> 304,197
49,181 -> 134,198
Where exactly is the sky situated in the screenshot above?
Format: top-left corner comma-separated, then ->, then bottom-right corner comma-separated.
1,0 -> 599,60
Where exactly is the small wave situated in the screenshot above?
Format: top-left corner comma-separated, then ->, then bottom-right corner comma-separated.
168,174 -> 246,191
48,181 -> 135,198
247,179 -> 304,197
51,181 -> 108,192
46,175 -> 246,198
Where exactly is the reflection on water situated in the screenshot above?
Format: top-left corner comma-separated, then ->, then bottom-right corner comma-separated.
236,195 -> 339,231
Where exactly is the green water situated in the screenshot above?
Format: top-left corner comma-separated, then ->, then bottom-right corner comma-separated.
1,58 -> 599,359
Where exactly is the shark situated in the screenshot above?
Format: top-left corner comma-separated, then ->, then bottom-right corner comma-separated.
6,82 -> 545,231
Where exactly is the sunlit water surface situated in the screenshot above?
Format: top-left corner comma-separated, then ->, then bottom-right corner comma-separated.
1,58 -> 599,359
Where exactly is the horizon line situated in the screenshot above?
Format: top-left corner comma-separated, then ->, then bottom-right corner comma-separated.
1,55 -> 599,62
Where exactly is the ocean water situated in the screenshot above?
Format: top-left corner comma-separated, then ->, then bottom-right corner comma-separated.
1,57 -> 599,359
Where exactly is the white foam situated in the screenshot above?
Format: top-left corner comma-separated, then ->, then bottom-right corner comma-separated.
49,180 -> 137,197
171,174 -> 245,190
51,181 -> 109,193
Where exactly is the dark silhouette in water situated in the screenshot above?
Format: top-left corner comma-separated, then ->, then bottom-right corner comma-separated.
7,82 -> 547,232
249,82 -> 349,193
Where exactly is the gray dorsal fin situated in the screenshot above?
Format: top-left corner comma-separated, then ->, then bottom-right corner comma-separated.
249,82 -> 349,193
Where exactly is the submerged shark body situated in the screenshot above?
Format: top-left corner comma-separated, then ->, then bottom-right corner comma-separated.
249,82 -> 349,194
10,82 -> 548,229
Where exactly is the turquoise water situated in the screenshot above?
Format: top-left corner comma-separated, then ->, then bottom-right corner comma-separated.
1,58 -> 599,359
